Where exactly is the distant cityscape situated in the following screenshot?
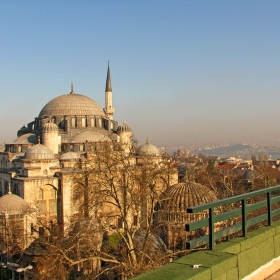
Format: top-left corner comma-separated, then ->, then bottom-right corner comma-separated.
161,142 -> 280,160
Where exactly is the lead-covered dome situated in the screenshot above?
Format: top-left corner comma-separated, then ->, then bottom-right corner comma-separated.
12,133 -> 37,145
60,152 -> 81,160
24,143 -> 54,160
39,93 -> 105,118
158,182 -> 217,224
0,193 -> 30,215
17,125 -> 28,137
42,122 -> 58,132
137,138 -> 160,157
161,182 -> 217,212
71,130 -> 111,143
117,122 -> 132,132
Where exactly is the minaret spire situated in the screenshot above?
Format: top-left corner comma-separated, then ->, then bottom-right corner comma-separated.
104,61 -> 115,120
105,61 -> 112,92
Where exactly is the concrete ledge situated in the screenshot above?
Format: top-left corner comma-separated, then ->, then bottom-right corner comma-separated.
132,223 -> 280,280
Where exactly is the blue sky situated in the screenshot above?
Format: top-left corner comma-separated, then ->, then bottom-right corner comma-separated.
1,1 -> 280,146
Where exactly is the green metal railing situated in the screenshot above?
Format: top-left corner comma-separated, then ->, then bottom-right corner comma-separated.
186,185 -> 280,250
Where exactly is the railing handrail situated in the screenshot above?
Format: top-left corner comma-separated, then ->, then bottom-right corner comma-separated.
186,185 -> 280,250
187,185 -> 280,213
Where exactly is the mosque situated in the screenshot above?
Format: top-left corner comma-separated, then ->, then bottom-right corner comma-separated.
0,64 -> 216,273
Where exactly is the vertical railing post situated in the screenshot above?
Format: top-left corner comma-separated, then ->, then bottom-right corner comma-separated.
267,192 -> 272,226
209,207 -> 214,250
242,199 -> 247,236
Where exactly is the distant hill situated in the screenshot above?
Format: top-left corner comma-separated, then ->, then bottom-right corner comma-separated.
193,143 -> 280,159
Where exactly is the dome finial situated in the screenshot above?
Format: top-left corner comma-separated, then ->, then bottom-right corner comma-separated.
146,137 -> 149,144
70,82 -> 75,94
8,184 -> 12,195
37,136 -> 41,144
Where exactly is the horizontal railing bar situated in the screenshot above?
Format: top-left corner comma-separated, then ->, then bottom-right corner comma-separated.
272,196 -> 280,204
247,200 -> 267,212
187,185 -> 280,213
186,235 -> 209,249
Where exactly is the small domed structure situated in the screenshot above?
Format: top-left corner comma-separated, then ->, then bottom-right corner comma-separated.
242,169 -> 261,183
24,143 -> 54,160
71,130 -> 111,143
0,193 -> 30,215
117,122 -> 132,132
161,182 -> 217,212
157,182 -> 217,250
17,125 -> 28,137
137,138 -> 160,157
42,122 -> 58,132
60,152 -> 81,160
133,229 -> 169,258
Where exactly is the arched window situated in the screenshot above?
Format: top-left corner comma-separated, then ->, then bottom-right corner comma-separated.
79,144 -> 84,152
71,117 -> 77,127
90,118 -> 95,127
38,185 -> 57,217
81,117 -> 86,127
13,184 -> 20,196
38,188 -> 43,199
4,182 -> 9,194
72,183 -> 84,214
59,117 -> 65,129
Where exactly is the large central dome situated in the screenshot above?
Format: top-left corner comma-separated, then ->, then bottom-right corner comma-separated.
39,93 -> 105,118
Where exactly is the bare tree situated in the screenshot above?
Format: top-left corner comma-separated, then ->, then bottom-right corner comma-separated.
31,140 -> 176,279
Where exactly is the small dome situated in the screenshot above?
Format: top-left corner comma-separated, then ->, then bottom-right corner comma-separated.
242,169 -> 261,181
0,193 -> 30,215
24,143 -> 54,160
12,133 -> 37,145
71,130 -> 111,143
17,125 -> 28,137
137,138 -> 159,157
42,122 -> 58,132
39,93 -> 105,118
60,152 -> 81,160
133,229 -> 169,257
161,182 -> 217,212
117,122 -> 132,132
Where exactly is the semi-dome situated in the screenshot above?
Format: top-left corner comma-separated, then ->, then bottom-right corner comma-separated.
0,193 -> 30,215
71,130 -> 111,143
117,122 -> 132,132
12,133 -> 37,145
39,93 -> 105,118
161,182 -> 217,212
42,122 -> 58,132
24,143 -> 54,160
137,138 -> 160,157
60,151 -> 81,160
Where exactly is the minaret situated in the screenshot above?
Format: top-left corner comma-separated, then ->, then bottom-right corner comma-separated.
104,61 -> 115,120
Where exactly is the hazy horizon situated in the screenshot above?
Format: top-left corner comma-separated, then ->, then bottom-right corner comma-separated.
1,1 -> 280,147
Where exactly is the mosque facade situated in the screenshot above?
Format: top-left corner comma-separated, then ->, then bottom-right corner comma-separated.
0,64 -> 179,243
0,64 -> 217,278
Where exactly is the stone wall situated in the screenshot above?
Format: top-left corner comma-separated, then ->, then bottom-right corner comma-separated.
132,219 -> 280,280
